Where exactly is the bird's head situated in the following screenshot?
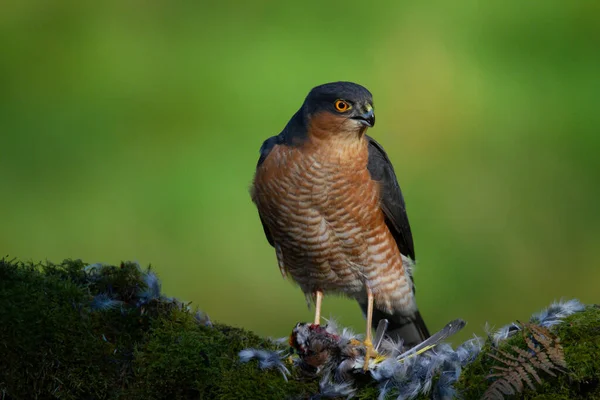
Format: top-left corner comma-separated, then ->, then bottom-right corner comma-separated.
301,81 -> 375,140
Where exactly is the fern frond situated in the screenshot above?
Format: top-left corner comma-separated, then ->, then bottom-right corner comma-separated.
482,323 -> 567,400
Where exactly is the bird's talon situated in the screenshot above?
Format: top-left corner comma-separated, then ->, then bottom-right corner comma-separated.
363,338 -> 376,371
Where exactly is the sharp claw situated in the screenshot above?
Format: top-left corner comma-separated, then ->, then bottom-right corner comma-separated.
363,338 -> 375,371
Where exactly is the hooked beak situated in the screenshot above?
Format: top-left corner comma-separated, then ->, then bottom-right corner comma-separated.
352,108 -> 375,128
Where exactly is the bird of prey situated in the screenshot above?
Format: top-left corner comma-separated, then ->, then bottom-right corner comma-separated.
250,81 -> 430,366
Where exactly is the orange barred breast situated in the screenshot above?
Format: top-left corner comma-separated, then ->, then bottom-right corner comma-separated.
251,137 -> 415,315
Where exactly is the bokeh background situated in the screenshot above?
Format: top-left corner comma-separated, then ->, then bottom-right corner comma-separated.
1,1 -> 599,344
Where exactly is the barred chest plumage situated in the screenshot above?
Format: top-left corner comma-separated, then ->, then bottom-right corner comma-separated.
252,137 -> 415,314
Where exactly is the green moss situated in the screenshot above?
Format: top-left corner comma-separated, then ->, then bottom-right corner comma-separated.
129,315 -> 318,399
456,306 -> 600,399
0,259 -> 120,399
0,259 -> 319,399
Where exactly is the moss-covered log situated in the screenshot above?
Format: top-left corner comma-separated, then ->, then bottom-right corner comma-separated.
0,258 -> 598,399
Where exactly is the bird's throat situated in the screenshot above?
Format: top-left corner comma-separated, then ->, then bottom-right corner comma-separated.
305,134 -> 368,167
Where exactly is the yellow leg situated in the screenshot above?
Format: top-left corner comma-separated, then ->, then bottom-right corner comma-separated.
313,290 -> 323,325
363,288 -> 375,371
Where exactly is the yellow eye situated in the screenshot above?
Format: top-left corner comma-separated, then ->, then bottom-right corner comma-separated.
334,99 -> 351,112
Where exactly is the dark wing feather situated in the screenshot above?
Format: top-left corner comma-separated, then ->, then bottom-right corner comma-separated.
256,135 -> 280,169
254,135 -> 281,247
366,135 -> 416,261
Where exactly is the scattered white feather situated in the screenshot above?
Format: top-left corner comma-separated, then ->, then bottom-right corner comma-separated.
318,372 -> 356,398
90,293 -> 123,311
137,270 -> 162,305
323,317 -> 361,342
271,336 -> 291,346
239,349 -> 290,381
193,310 -> 212,327
379,336 -> 405,358
492,322 -> 521,346
531,298 -> 585,327
455,336 -> 484,365
84,262 -> 105,273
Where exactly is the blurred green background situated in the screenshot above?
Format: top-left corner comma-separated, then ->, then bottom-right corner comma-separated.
1,1 -> 599,344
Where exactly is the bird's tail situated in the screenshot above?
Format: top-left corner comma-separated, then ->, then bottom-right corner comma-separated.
359,303 -> 430,349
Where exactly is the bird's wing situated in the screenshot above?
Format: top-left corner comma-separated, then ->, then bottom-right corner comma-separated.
254,135 -> 280,247
256,135 -> 279,169
366,135 -> 416,261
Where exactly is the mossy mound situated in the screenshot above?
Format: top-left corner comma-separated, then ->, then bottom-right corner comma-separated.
455,305 -> 600,399
0,258 -> 598,400
0,258 -> 318,399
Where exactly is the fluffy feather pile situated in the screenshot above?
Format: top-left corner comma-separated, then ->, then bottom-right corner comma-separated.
240,318 -> 476,399
240,299 -> 586,399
